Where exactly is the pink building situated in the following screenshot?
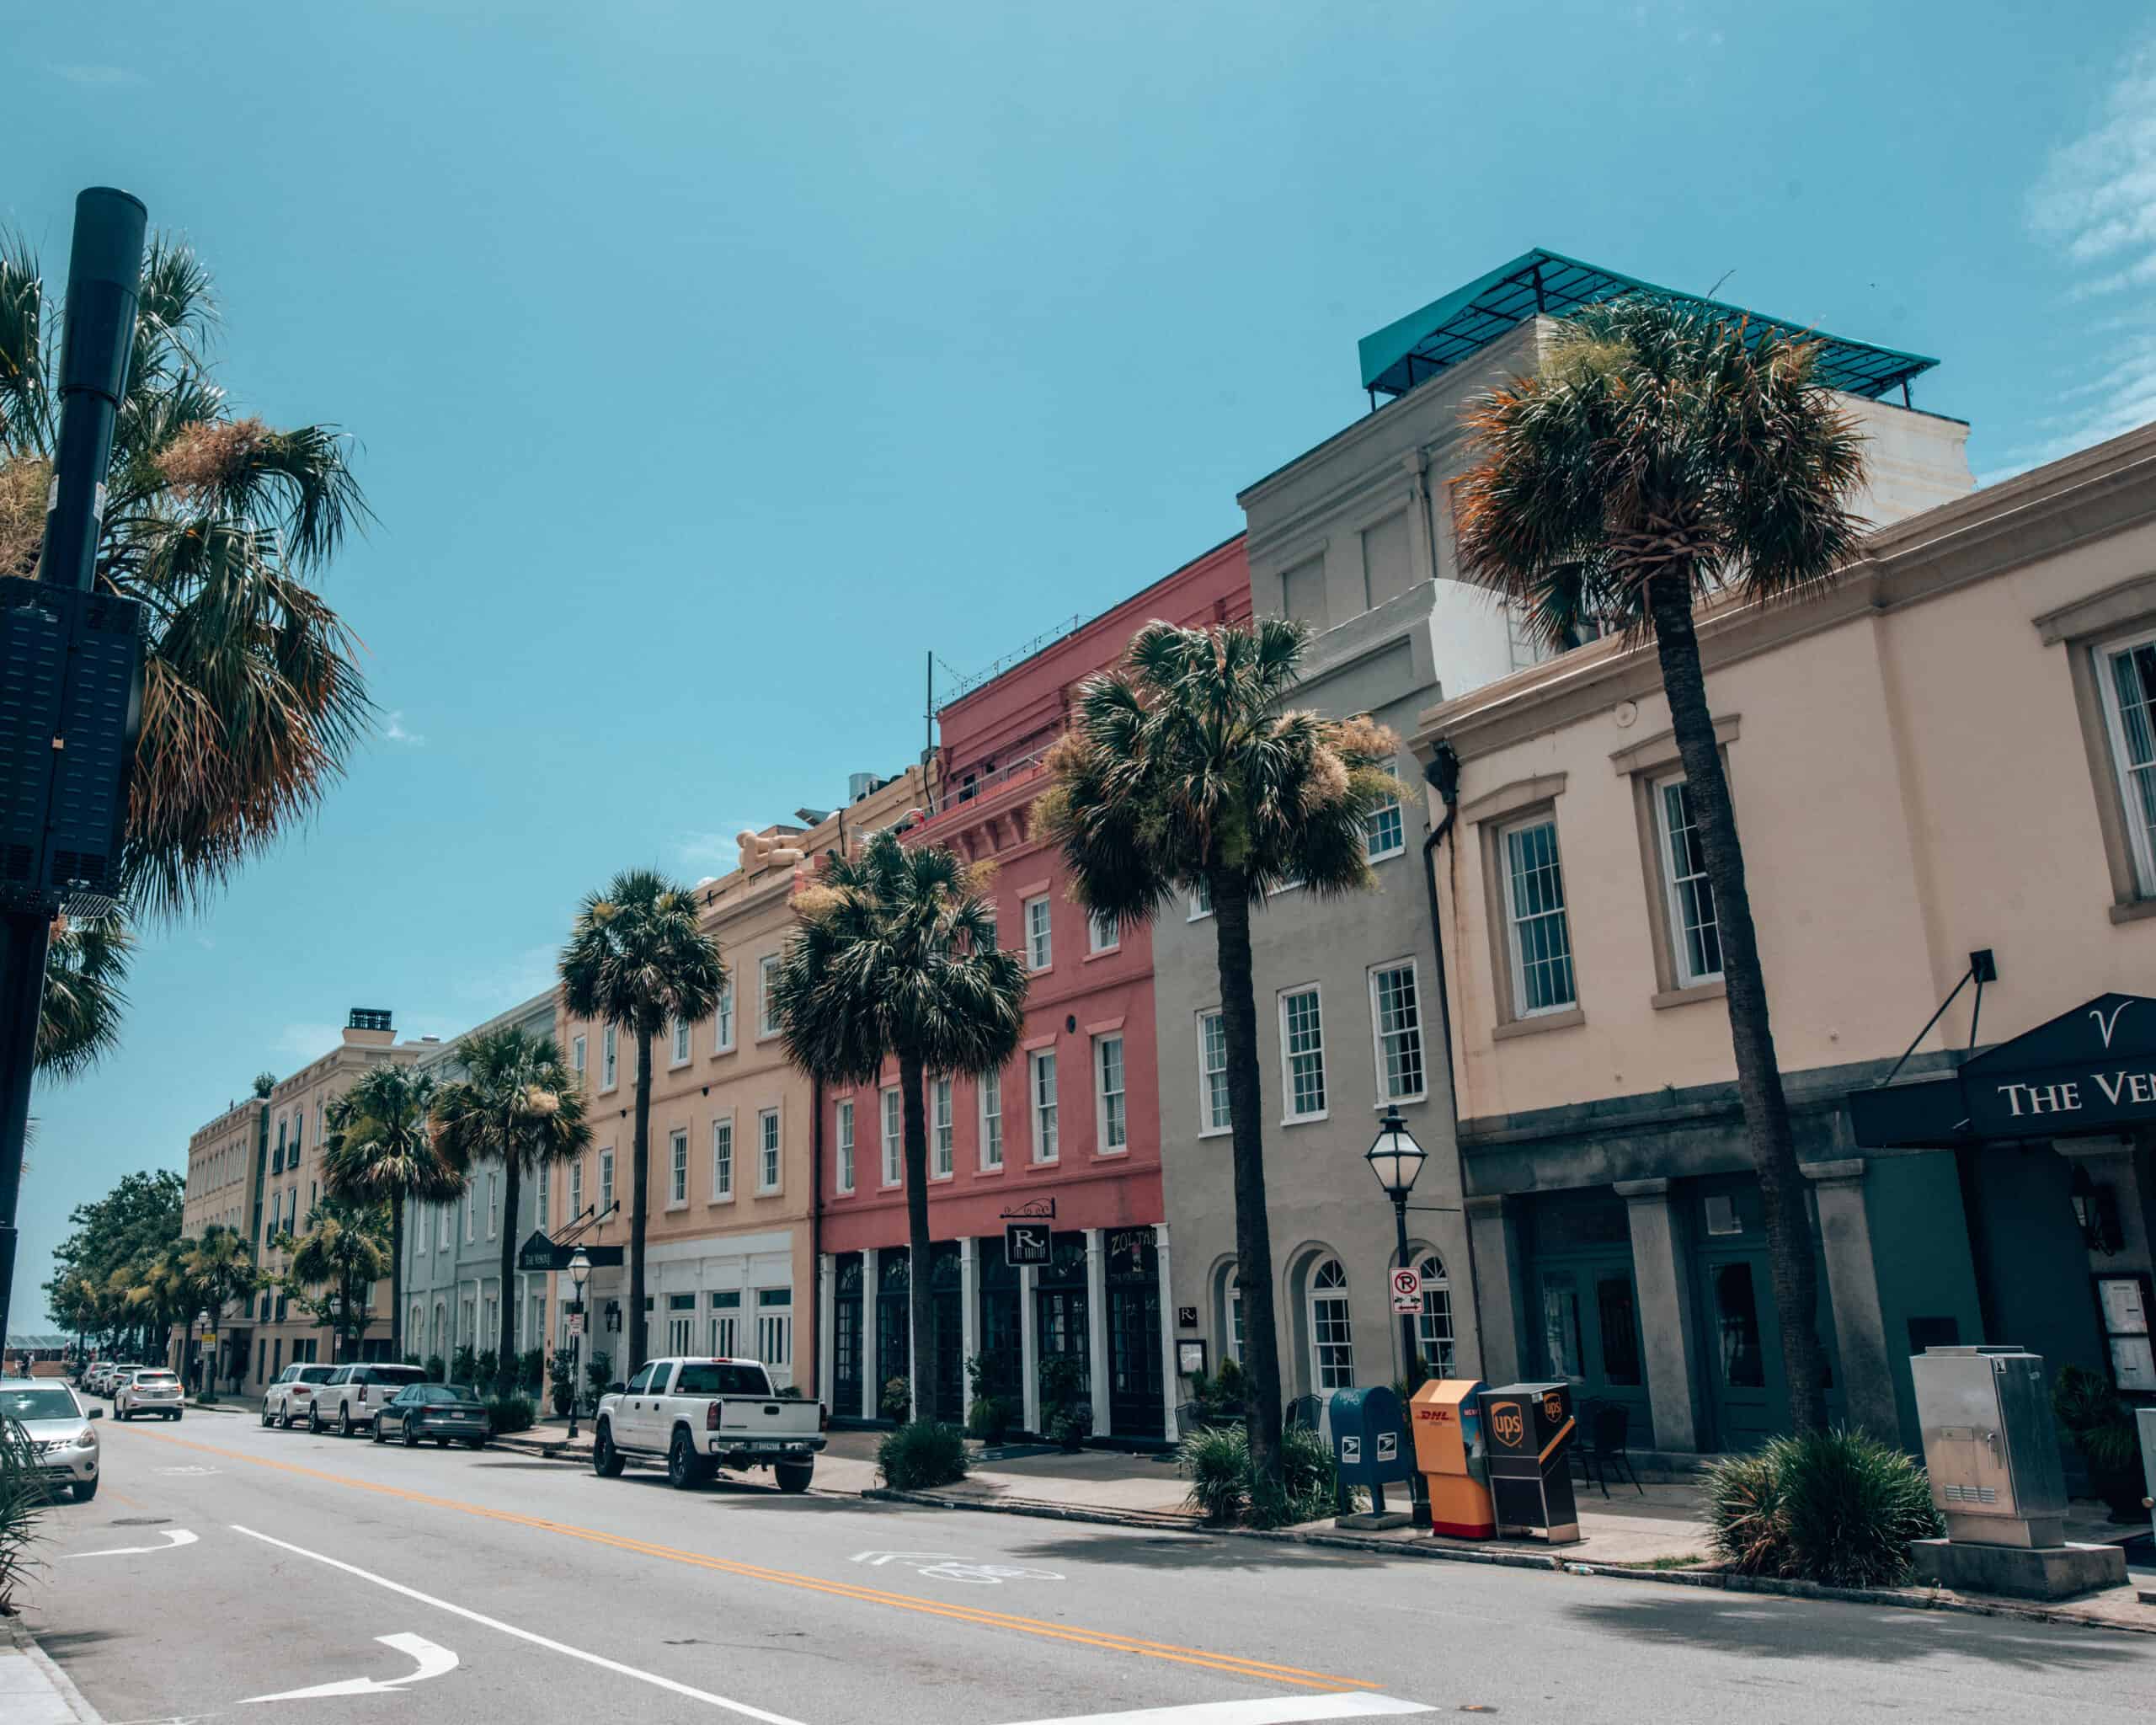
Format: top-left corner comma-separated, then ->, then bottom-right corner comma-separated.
817,536 -> 1251,1441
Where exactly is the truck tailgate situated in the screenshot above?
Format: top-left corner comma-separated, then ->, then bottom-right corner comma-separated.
714,1397 -> 819,1435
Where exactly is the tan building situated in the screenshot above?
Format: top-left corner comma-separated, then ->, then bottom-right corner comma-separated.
237,1009 -> 430,1393
178,1093 -> 266,1386
1412,419 -> 2156,1459
550,766 -> 931,1393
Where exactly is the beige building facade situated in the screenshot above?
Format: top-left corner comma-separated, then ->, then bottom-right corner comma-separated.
1412,420 -> 2156,1458
549,765 -> 931,1393
178,1094 -> 266,1385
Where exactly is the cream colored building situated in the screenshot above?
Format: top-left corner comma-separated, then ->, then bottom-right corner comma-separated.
177,1094 -> 265,1386
1412,420 -> 2156,1457
550,766 -> 931,1391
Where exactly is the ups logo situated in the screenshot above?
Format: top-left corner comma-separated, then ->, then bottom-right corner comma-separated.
1489,1401 -> 1524,1446
1543,1391 -> 1565,1423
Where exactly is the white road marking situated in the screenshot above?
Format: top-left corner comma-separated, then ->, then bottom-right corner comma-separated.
1000,1695 -> 1433,1725
228,1526 -> 805,1724
849,1549 -> 1064,1584
64,1528 -> 199,1558
851,1549 -> 962,1565
154,1466 -> 221,1476
240,1632 -> 458,1702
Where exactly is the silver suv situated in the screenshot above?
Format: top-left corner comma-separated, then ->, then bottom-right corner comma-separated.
2,1378 -> 102,1501
313,1363 -> 430,1435
262,1363 -> 338,1429
115,1367 -> 184,1421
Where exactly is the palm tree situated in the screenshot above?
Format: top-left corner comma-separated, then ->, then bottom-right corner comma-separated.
34,915 -> 131,1081
279,1199 -> 391,1363
0,229 -> 372,1055
1453,296 -> 1869,1434
181,1225 -> 259,1394
774,830 -> 1027,1424
1040,618 -> 1399,1493
430,1028 -> 591,1397
559,871 -> 724,1372
121,1240 -> 195,1365
54,1272 -> 99,1367
323,1066 -> 461,1361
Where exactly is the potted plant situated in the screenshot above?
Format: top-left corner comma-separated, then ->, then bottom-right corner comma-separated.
880,1375 -> 912,1425
583,1350 -> 611,1414
424,1354 -> 446,1384
1039,1354 -> 1090,1451
547,1348 -> 577,1418
2053,1364 -> 2148,1523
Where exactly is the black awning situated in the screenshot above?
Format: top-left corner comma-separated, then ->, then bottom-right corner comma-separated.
514,1230 -> 624,1273
1849,992 -> 2156,1148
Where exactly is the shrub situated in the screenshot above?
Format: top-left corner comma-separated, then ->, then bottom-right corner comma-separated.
517,1350 -> 544,1395
424,1354 -> 446,1384
1706,1429 -> 1942,1589
2053,1363 -> 2146,1517
451,1344 -> 478,1386
1180,1423 -> 1340,1528
584,1351 -> 612,1399
1049,1405 -> 1093,1450
1181,1423 -> 1250,1524
485,1394 -> 535,1437
966,1395 -> 1012,1445
0,1418 -> 48,1615
476,1350 -> 500,1389
878,1420 -> 968,1491
880,1375 -> 911,1424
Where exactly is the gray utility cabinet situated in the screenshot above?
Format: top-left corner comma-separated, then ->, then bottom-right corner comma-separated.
1911,1345 -> 2067,1549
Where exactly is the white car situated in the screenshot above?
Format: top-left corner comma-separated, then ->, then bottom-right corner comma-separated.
115,1367 -> 184,1421
312,1363 -> 430,1435
261,1363 -> 338,1429
592,1357 -> 825,1492
2,1378 -> 102,1502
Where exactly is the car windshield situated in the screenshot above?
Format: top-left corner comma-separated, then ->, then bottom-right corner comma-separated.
672,1363 -> 772,1397
0,1388 -> 77,1420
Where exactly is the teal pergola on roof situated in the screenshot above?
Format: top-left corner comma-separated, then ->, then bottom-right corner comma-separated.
1358,248 -> 1939,403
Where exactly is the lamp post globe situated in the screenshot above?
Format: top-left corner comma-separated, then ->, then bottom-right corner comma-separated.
1365,1105 -> 1427,1201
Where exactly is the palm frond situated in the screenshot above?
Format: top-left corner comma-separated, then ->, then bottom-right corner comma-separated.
35,915 -> 132,1081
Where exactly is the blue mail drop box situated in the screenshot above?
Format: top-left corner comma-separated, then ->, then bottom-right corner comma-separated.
1328,1386 -> 1417,1496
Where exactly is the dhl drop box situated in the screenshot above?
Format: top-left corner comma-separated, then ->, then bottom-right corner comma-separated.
1408,1379 -> 1496,1538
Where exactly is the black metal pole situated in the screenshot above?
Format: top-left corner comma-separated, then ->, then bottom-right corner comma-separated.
0,189 -> 147,1354
1393,1194 -> 1420,1378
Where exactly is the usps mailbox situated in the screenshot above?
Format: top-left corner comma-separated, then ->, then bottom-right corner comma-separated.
1328,1386 -> 1417,1521
1479,1381 -> 1581,1544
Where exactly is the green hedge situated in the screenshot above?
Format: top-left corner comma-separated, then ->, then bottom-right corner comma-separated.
1706,1428 -> 1941,1588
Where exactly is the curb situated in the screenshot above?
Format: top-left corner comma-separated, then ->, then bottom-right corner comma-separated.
4,1617 -> 106,1723
862,1488 -> 2156,1636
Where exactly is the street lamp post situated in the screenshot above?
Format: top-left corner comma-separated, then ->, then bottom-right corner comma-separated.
566,1247 -> 590,1442
1364,1106 -> 1428,1385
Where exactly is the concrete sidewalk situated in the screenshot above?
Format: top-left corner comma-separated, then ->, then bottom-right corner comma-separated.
3,1621 -> 103,1723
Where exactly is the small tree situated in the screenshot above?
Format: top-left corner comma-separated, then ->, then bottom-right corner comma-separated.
278,1199 -> 390,1363
775,831 -> 1027,1424
323,1065 -> 462,1362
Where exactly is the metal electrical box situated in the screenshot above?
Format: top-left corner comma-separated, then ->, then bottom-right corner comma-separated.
1911,1345 -> 2068,1549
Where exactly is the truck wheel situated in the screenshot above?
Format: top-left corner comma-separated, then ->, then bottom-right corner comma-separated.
593,1423 -> 625,1478
667,1429 -> 708,1490
775,1462 -> 814,1495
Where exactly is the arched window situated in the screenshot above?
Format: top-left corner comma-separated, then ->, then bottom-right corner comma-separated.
1308,1258 -> 1354,1389
1415,1253 -> 1454,1377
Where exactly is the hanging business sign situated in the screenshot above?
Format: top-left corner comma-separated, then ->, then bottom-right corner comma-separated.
1004,1223 -> 1051,1268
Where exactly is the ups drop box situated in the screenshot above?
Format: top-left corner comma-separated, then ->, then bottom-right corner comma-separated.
1478,1381 -> 1581,1544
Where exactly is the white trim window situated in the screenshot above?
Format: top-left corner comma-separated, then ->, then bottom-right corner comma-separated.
671,1016 -> 691,1066
666,1293 -> 696,1356
464,1186 -> 477,1242
601,1024 -> 618,1090
568,1157 -> 583,1223
669,1129 -> 688,1204
1279,985 -> 1327,1122
1188,878 -> 1212,920
572,1034 -> 586,1082
758,954 -> 782,1039
1415,1253 -> 1455,1377
758,1108 -> 782,1192
1309,1258 -> 1355,1390
756,1287 -> 793,1370
1095,1033 -> 1127,1152
708,1290 -> 741,1358
715,975 -> 735,1052
1500,815 -> 1577,1015
712,1117 -> 734,1201
835,1099 -> 855,1194
1024,896 -> 1053,971
487,1172 -> 499,1238
881,1087 -> 902,1187
1029,1049 -> 1059,1163
2099,632 -> 2156,894
1654,776 -> 1723,985
1369,960 -> 1427,1103
1364,782 -> 1406,862
931,1077 -> 953,1178
979,1071 -> 1004,1170
1088,908 -> 1118,953
600,1148 -> 615,1212
1198,1010 -> 1230,1135
536,1162 -> 549,1229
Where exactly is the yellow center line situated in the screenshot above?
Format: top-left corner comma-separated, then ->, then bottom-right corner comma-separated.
130,1428 -> 1374,1692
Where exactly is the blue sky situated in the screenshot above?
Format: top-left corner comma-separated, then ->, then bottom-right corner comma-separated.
6,2 -> 2153,1317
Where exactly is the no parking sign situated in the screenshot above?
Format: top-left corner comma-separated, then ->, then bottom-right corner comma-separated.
1390,1267 -> 1422,1314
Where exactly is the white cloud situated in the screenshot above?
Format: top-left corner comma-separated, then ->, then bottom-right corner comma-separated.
382,711 -> 426,747
51,64 -> 144,87
670,824 -> 763,873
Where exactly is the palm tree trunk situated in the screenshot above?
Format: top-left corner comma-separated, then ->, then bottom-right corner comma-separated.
1209,869 -> 1285,1492
390,1198 -> 405,1362
628,1031 -> 654,1373
1647,569 -> 1827,1434
898,1051 -> 937,1424
497,1152 -> 522,1399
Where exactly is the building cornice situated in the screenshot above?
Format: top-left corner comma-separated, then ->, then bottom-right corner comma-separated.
1412,419 -> 2156,761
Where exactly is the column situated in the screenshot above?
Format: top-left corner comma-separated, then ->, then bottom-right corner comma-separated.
861,1247 -> 880,1422
1085,1227 -> 1111,1439
1615,1178 -> 1705,1454
1464,1195 -> 1524,1384
817,1254 -> 837,1409
1802,1159 -> 1898,1441
959,1238 -> 979,1417
1018,1263 -> 1040,1435
1155,1224 -> 1179,1445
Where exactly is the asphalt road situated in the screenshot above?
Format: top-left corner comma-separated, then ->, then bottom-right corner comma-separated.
19,1409 -> 2156,1725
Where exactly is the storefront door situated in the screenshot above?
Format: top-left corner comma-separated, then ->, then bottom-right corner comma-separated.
876,1247 -> 910,1414
1689,1176 -> 1844,1450
1035,1233 -> 1089,1423
1106,1228 -> 1163,1438
976,1251 -> 1021,1406
1525,1190 -> 1651,1439
931,1243 -> 963,1421
833,1256 -> 863,1415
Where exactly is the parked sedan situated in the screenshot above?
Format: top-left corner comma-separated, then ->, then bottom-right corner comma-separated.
2,1378 -> 102,1502
373,1383 -> 491,1449
115,1368 -> 184,1421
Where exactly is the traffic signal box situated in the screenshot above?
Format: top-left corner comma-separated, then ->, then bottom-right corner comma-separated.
1408,1379 -> 1496,1539
1479,1381 -> 1581,1544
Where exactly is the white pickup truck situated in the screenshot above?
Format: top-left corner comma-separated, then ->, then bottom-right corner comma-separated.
591,1357 -> 826,1493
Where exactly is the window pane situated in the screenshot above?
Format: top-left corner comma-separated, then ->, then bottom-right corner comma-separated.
1505,821 -> 1576,1012
1033,1051 -> 1059,1161
1540,1270 -> 1583,1380
1714,1263 -> 1765,1388
1097,1037 -> 1126,1150
1415,1255 -> 1454,1377
932,1079 -> 953,1177
1371,964 -> 1424,1100
2111,644 -> 2156,884
1310,1258 -> 1353,1390
712,1120 -> 733,1198
980,1072 -> 1003,1168
1661,781 -> 1722,983
835,1101 -> 854,1192
1364,792 -> 1404,861
1199,1011 -> 1230,1132
1597,1275 -> 1641,1386
1282,990 -> 1326,1117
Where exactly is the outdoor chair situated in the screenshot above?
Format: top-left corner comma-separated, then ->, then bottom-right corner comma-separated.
1577,1401 -> 1643,1498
